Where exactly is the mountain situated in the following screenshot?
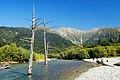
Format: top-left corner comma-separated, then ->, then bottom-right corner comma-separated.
0,26 -> 74,53
56,27 -> 120,45
0,26 -> 120,53
84,27 -> 120,44
56,27 -> 99,45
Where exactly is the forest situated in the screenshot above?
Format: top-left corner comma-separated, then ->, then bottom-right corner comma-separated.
48,41 -> 120,60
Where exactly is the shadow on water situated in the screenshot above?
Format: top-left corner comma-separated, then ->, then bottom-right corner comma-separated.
6,71 -> 30,80
11,71 -> 32,80
12,71 -> 27,76
44,65 -> 48,80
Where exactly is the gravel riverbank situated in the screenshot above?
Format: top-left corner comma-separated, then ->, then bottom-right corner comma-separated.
75,57 -> 120,80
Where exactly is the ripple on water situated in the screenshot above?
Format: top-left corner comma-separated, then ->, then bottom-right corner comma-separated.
0,60 -> 96,80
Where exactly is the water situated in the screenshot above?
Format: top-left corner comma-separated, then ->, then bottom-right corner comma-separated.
0,60 -> 96,80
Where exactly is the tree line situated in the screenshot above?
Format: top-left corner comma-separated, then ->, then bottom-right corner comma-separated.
48,41 -> 120,60
0,41 -> 120,62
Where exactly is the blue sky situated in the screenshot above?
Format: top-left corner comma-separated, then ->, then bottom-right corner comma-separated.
0,0 -> 120,30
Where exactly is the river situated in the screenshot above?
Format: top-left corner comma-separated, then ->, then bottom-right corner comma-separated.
0,60 -> 96,80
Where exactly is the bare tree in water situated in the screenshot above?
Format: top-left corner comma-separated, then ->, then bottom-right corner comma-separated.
27,5 -> 41,75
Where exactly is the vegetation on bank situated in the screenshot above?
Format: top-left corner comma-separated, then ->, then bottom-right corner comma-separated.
0,40 -> 120,62
114,62 -> 120,66
48,41 -> 120,60
0,43 -> 44,63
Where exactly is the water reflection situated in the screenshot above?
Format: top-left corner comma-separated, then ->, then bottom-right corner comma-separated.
28,75 -> 32,80
43,65 -> 48,80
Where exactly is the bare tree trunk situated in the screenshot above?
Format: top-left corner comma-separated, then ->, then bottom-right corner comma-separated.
28,5 -> 35,75
28,31 -> 35,75
44,28 -> 47,65
42,19 -> 53,65
80,33 -> 82,45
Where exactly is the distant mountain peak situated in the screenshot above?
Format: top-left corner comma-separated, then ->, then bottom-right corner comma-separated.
37,26 -> 120,45
56,27 -> 100,45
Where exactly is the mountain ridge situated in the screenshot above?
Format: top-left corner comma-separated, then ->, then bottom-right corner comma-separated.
0,26 -> 120,49
56,27 -> 100,45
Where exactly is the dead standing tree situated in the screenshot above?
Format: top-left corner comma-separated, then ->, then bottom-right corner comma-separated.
36,22 -> 55,65
26,4 -> 54,74
41,19 -> 53,65
43,20 -> 47,65
26,5 -> 41,75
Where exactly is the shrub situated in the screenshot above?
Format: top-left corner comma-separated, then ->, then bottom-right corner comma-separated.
106,46 -> 117,57
100,41 -> 112,46
88,46 -> 107,58
76,49 -> 90,60
58,46 -> 90,60
116,46 -> 120,56
34,53 -> 44,61
0,43 -> 44,63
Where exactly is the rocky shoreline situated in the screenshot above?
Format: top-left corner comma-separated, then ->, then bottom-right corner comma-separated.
75,57 -> 120,80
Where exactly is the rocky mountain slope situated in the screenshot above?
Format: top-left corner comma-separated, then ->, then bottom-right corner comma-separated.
56,27 -> 120,45
56,27 -> 99,45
